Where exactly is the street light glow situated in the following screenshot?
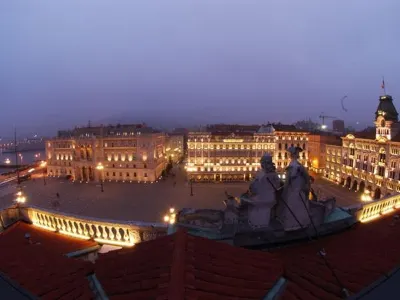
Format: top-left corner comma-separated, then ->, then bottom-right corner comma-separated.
163,208 -> 176,224
361,190 -> 372,202
15,191 -> 26,204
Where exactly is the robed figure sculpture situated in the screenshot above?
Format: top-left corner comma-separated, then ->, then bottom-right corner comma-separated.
276,146 -> 311,231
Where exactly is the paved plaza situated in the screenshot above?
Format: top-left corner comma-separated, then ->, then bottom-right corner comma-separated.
0,166 -> 363,222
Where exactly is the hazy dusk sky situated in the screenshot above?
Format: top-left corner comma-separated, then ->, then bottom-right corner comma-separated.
1,1 -> 400,137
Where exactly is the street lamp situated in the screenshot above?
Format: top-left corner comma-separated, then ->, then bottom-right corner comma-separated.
96,163 -> 104,192
163,208 -> 176,224
15,189 -> 26,205
163,207 -> 177,235
40,161 -> 47,186
361,189 -> 372,202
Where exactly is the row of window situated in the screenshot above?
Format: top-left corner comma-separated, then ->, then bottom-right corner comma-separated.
188,135 -> 307,143
278,143 -> 306,150
106,171 -> 147,178
109,163 -> 147,169
188,144 -> 274,150
104,141 -> 156,148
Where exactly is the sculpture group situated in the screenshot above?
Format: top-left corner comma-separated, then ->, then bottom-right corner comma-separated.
178,146 -> 336,234
242,146 -> 314,231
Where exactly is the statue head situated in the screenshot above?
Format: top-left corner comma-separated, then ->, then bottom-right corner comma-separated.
260,153 -> 276,173
287,146 -> 303,160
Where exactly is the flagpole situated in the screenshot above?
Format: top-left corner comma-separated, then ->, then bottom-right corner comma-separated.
382,76 -> 386,95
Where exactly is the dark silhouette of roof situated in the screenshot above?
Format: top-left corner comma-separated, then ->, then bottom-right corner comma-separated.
375,95 -> 399,122
354,128 -> 376,140
206,124 -> 261,133
270,123 -> 304,132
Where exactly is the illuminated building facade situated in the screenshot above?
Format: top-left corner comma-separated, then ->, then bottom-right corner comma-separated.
46,124 -> 166,183
308,133 -> 342,174
325,144 -> 343,182
324,95 -> 400,199
186,124 -> 309,182
165,134 -> 184,163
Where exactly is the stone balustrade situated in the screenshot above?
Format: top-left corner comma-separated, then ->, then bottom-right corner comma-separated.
19,206 -> 167,247
356,194 -> 400,223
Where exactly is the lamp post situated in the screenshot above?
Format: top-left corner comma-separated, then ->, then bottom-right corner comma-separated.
40,161 -> 47,186
15,188 -> 26,206
163,207 -> 176,235
361,189 -> 372,202
190,178 -> 193,196
96,163 -> 104,192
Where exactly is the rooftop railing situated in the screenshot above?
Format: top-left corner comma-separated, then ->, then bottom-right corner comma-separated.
19,206 -> 167,247
356,194 -> 400,223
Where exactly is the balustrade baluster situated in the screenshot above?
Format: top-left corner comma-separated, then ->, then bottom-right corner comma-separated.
50,217 -> 55,229
102,226 -> 108,239
89,224 -> 94,237
108,227 -> 115,240
95,225 -> 101,238
36,213 -> 42,225
78,222 -> 83,234
56,218 -> 61,230
116,229 -> 122,241
72,222 -> 77,233
123,229 -> 129,243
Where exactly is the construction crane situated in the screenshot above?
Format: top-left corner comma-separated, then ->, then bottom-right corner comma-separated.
319,113 -> 337,129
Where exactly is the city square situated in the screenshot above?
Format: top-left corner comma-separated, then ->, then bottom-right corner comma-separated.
0,166 -> 362,223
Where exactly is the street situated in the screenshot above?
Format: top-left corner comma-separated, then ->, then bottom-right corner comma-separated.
0,166 -> 363,222
313,178 -> 361,206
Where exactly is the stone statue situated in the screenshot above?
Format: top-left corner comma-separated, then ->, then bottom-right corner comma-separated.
240,154 -> 281,229
277,146 -> 311,231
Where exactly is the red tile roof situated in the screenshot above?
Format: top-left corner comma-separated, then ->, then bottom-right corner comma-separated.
0,222 -> 96,299
4,212 -> 400,299
0,221 -> 98,255
277,211 -> 400,299
95,230 -> 283,299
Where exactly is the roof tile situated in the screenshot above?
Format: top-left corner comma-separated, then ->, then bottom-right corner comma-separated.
0,221 -> 97,255
0,222 -> 95,298
278,211 -> 400,299
95,229 -> 283,299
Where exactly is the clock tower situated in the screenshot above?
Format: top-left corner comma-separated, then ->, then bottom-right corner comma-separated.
374,95 -> 399,140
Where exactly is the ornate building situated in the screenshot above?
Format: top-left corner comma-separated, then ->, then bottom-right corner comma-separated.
46,124 -> 166,183
308,133 -> 342,174
325,95 -> 400,199
165,134 -> 184,163
186,124 -> 309,182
